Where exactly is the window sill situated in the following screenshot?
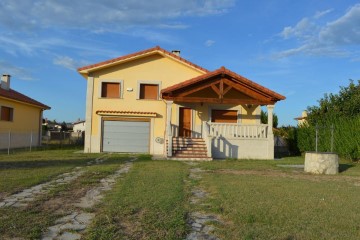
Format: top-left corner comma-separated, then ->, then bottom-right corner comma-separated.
99,97 -> 123,99
137,99 -> 161,101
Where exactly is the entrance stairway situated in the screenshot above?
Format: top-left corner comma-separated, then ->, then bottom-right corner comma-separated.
167,137 -> 212,161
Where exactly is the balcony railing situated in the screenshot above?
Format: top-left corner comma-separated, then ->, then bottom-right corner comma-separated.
207,123 -> 268,139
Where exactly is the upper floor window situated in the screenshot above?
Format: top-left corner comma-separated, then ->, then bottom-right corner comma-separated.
139,84 -> 159,100
1,106 -> 13,121
101,82 -> 121,98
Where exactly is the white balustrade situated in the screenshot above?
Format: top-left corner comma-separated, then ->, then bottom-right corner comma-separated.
208,123 -> 268,139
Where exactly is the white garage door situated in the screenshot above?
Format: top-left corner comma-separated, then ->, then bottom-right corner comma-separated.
102,120 -> 150,153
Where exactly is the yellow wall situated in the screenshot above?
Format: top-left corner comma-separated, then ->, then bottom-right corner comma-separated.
86,52 -> 261,154
90,54 -> 205,139
0,98 -> 41,132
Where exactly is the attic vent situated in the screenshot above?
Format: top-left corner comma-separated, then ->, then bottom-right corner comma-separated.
171,50 -> 180,56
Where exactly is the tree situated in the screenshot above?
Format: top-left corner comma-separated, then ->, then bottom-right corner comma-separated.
307,80 -> 360,124
260,110 -> 278,128
61,121 -> 68,131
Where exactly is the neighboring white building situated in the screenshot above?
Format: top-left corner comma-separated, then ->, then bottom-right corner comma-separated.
73,120 -> 86,132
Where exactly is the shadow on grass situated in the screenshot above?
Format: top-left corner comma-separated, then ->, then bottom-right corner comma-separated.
339,163 -> 355,173
0,154 -> 150,170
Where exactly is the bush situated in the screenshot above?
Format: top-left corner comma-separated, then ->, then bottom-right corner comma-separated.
297,116 -> 360,160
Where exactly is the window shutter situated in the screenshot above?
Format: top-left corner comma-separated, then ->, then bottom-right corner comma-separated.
211,110 -> 237,123
140,84 -> 158,100
102,83 -> 120,98
1,106 -> 13,121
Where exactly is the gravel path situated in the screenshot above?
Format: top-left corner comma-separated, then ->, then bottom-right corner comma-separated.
185,163 -> 222,240
0,155 -> 109,208
41,157 -> 136,240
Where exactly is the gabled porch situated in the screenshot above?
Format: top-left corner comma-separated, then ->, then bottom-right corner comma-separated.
161,67 -> 285,160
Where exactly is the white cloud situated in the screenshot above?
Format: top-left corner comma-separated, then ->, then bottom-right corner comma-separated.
281,18 -> 317,40
314,9 -> 333,19
127,29 -> 179,44
53,56 -> 84,70
275,4 -> 360,59
319,4 -> 360,45
205,40 -> 215,47
0,0 -> 235,32
0,61 -> 33,80
0,33 -> 121,58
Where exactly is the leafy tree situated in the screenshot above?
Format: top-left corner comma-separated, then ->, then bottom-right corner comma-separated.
261,110 -> 278,128
61,121 -> 68,131
307,80 -> 360,124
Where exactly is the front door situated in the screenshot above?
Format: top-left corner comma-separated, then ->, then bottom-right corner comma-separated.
179,107 -> 192,137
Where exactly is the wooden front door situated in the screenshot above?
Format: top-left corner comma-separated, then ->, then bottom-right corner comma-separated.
179,107 -> 192,137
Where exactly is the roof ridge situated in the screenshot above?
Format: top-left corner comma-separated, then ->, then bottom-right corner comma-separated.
161,66 -> 285,101
78,46 -> 209,73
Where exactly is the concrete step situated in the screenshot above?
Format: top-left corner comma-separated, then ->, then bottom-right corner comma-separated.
173,150 -> 207,154
173,154 -> 208,158
167,157 -> 213,161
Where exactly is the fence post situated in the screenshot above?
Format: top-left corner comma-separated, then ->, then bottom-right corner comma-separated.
7,130 -> 11,155
30,131 -> 33,152
331,124 -> 334,152
315,125 -> 318,152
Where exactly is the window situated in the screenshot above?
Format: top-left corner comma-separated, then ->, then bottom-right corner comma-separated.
139,84 -> 159,100
1,106 -> 13,121
101,82 -> 120,98
211,110 -> 237,123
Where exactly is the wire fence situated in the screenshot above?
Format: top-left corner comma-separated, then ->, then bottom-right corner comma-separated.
0,130 -> 84,154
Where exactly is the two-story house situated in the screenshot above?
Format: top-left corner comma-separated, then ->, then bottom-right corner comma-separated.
78,46 -> 285,160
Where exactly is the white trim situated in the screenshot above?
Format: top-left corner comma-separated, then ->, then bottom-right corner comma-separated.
136,80 -> 162,100
98,79 -> 124,99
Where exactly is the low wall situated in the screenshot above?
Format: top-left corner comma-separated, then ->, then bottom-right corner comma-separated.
0,131 -> 40,150
304,152 -> 339,175
211,137 -> 272,159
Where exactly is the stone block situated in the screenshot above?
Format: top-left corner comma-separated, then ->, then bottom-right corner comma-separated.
304,152 -> 339,175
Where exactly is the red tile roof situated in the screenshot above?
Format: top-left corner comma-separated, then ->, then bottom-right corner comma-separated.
0,88 -> 50,109
96,110 -> 157,116
161,66 -> 286,102
78,46 -> 209,73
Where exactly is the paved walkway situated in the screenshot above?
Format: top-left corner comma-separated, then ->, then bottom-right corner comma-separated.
41,157 -> 136,240
0,156 -> 109,208
185,163 -> 222,240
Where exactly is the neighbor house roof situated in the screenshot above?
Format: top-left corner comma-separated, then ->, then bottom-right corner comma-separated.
0,88 -> 50,110
78,46 -> 209,75
161,66 -> 286,103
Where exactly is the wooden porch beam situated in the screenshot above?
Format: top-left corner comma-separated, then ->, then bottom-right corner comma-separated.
177,79 -> 221,97
222,78 -> 270,102
167,96 -> 274,105
223,85 -> 232,96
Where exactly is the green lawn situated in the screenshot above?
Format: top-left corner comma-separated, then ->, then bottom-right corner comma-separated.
0,150 -> 359,239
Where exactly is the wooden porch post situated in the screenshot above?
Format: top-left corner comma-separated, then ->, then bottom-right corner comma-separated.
267,104 -> 275,159
166,101 -> 173,157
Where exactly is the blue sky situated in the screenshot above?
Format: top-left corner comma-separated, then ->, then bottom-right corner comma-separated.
1,0 -> 359,126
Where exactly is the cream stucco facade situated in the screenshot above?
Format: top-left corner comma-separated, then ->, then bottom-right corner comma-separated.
79,47 -> 284,159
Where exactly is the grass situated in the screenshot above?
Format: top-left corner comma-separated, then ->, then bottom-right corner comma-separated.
0,149 -> 102,196
1,149 -> 360,239
197,158 -> 360,239
85,157 -> 189,240
0,150 -> 129,239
